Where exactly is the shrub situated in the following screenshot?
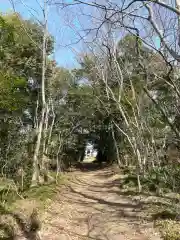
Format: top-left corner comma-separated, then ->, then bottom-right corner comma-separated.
123,166 -> 180,193
156,220 -> 180,240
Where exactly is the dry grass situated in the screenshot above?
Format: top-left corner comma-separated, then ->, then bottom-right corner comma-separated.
156,220 -> 180,240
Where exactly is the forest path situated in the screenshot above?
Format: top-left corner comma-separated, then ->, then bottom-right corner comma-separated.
41,164 -> 161,240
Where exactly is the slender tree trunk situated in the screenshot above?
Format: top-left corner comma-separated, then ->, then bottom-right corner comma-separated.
111,125 -> 121,167
41,104 -> 49,182
42,104 -> 49,154
45,101 -> 55,155
176,0 -> 180,47
31,107 -> 46,186
34,98 -> 39,129
56,136 -> 63,182
31,0 -> 48,186
137,174 -> 142,193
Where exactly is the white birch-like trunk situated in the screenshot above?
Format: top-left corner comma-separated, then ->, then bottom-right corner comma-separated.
41,103 -> 49,182
111,125 -> 121,166
176,0 -> 180,47
31,107 -> 46,186
31,0 -> 48,186
56,136 -> 63,183
45,101 -> 55,154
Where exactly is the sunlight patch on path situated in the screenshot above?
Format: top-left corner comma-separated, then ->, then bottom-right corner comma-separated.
40,167 -> 161,240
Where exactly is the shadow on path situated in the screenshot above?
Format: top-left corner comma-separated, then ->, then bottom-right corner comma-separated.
73,161 -> 110,172
41,165 -> 161,240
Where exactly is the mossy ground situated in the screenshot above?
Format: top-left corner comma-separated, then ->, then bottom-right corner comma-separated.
0,172 -> 68,211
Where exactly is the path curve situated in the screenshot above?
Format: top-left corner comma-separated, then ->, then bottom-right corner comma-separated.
41,167 -> 161,240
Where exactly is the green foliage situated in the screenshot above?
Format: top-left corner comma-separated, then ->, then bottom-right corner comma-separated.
0,12 -> 56,184
0,15 -> 14,59
0,71 -> 28,112
122,166 -> 180,193
144,166 -> 180,192
1,13 -> 54,78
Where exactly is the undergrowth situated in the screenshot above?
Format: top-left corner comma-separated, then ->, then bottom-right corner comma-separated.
0,173 -> 67,211
153,206 -> 180,239
121,165 -> 180,194
121,165 -> 180,240
156,220 -> 180,240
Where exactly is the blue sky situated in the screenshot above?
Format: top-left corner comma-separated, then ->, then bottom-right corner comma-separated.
1,0 -> 81,68
1,0 -> 162,68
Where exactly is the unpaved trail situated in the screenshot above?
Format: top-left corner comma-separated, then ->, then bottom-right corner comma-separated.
41,167 -> 161,240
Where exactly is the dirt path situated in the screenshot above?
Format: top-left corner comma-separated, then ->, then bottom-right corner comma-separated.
41,167 -> 161,240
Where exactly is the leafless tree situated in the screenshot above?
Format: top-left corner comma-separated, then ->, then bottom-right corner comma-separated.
52,0 -> 180,190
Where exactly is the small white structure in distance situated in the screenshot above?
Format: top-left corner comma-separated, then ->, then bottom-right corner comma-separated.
85,143 -> 97,158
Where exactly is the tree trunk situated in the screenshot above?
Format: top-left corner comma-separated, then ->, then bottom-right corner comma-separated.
31,0 -> 48,187
45,101 -> 55,154
31,106 -> 46,186
176,0 -> 180,47
41,104 -> 49,182
137,174 -> 142,193
111,125 -> 121,167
